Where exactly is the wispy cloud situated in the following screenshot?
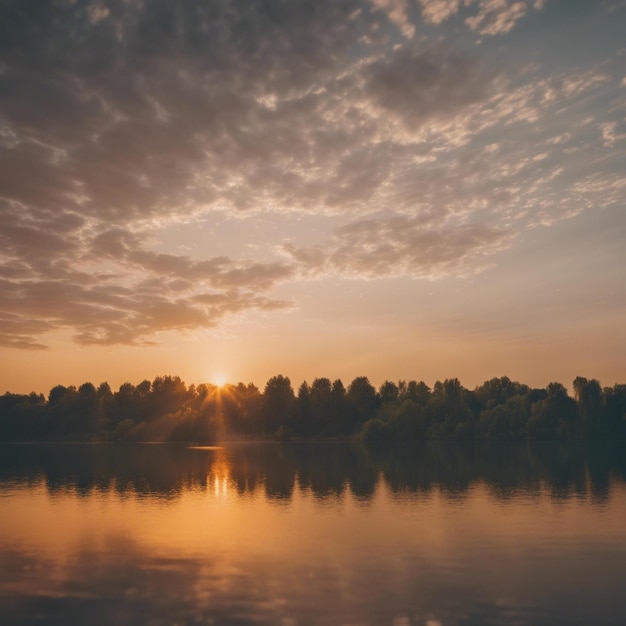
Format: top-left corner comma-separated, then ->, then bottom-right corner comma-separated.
0,0 -> 624,349
419,0 -> 542,34
286,215 -> 514,279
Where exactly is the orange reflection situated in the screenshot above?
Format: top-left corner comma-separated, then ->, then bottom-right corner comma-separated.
209,448 -> 232,498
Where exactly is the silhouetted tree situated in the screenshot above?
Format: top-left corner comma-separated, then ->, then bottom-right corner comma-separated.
475,376 -> 529,410
574,377 -> 606,437
379,380 -> 399,404
361,417 -> 394,443
296,381 -> 311,436
527,382 -> 577,439
262,375 -> 296,435
427,379 -> 475,438
1,373 -> 624,443
604,384 -> 626,438
403,380 -> 431,406
347,376 -> 379,432
390,398 -> 428,439
310,377 -> 333,436
329,379 -> 350,436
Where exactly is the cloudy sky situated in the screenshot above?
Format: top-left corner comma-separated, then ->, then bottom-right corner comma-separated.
1,0 -> 625,393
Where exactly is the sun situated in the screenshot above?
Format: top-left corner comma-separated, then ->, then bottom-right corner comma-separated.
213,374 -> 228,388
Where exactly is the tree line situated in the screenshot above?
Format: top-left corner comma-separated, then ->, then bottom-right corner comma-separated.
0,374 -> 625,442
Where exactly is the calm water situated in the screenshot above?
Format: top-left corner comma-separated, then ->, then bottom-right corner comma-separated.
1,442 -> 626,626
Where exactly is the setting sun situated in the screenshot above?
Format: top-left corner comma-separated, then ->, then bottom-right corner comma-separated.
1,2 -> 626,624
213,375 -> 228,388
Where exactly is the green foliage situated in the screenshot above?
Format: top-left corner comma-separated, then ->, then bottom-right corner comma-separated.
390,398 -> 428,439
527,382 -> 578,440
262,375 -> 296,435
361,418 -> 393,443
1,374 -> 624,443
347,376 -> 379,430
476,394 -> 531,440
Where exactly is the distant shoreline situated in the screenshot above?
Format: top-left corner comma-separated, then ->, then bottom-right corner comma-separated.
2,374 -> 624,443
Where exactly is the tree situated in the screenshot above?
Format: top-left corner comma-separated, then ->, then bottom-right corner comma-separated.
475,376 -> 529,410
296,381 -> 311,436
573,377 -> 605,437
262,375 -> 296,435
379,380 -> 399,405
330,379 -> 350,436
361,418 -> 393,443
403,380 -> 431,406
390,398 -> 427,439
347,377 -> 379,431
310,378 -> 333,435
605,384 -> 626,438
427,379 -> 475,438
527,382 -> 577,439
48,385 -> 68,406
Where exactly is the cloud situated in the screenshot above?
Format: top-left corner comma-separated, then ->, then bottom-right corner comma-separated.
0,314 -> 52,350
0,0 -> 623,348
419,0 -> 544,35
286,215 -> 514,279
369,0 -> 416,38
364,45 -> 494,130
418,0 -> 462,25
0,265 -> 294,347
600,121 -> 626,147
91,229 -> 294,290
465,0 -> 530,36
0,214 -> 294,347
571,175 -> 626,210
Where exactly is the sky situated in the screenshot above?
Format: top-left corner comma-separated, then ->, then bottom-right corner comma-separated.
1,0 -> 625,395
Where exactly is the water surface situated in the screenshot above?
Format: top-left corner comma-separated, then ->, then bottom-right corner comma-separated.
1,442 -> 626,625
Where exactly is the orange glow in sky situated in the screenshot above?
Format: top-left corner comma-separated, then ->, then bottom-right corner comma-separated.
0,1 -> 624,394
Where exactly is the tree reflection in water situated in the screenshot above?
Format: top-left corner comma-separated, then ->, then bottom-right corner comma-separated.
1,441 -> 624,502
2,442 -> 626,625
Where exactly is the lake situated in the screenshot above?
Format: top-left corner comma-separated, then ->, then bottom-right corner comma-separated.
1,442 -> 626,625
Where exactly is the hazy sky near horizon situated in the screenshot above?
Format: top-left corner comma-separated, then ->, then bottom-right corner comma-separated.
1,0 -> 625,394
